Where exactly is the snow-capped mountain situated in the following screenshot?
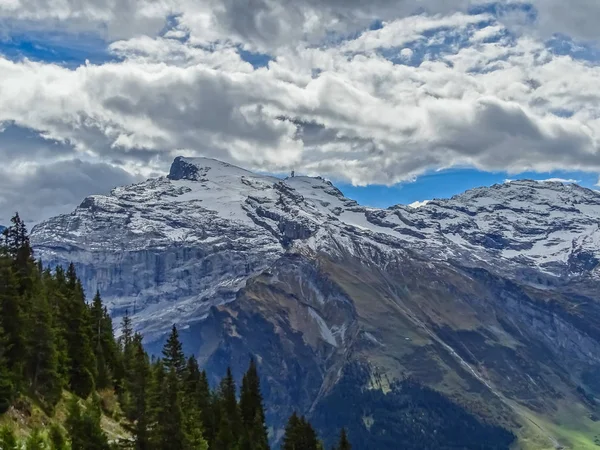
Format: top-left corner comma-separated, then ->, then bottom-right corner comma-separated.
31,157 -> 600,448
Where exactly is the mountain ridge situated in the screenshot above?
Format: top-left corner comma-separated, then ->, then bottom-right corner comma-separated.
30,157 -> 600,449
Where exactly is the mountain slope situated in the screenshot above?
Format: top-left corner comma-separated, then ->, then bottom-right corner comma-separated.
31,157 -> 600,449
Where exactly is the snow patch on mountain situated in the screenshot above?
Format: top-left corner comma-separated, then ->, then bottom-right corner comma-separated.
30,158 -> 600,337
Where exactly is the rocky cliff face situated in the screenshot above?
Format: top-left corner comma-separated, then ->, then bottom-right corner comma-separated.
31,157 -> 600,449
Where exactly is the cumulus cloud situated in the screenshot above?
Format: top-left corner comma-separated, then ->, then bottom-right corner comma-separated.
5,0 -> 600,46
2,1 -> 600,221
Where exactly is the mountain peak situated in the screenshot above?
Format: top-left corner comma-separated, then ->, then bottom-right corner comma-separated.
167,156 -> 254,181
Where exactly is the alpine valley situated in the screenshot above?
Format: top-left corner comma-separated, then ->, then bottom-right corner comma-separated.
31,157 -> 600,449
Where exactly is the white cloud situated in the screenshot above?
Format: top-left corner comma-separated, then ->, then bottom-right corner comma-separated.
2,1 -> 600,48
2,3 -> 600,221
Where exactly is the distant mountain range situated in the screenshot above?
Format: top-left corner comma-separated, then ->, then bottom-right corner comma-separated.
30,156 -> 600,449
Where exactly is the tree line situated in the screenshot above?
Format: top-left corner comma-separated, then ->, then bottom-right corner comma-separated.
0,213 -> 352,449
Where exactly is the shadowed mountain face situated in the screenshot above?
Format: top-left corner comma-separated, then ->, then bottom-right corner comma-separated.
31,157 -> 600,449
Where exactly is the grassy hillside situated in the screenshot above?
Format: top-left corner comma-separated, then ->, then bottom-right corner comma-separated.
0,390 -> 130,444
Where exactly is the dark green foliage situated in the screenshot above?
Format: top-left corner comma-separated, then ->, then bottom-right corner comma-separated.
162,325 -> 186,378
48,424 -> 67,450
0,323 -> 15,413
199,370 -> 217,448
0,256 -> 25,383
0,426 -> 19,450
214,367 -> 242,450
128,334 -> 151,450
63,267 -> 97,398
26,282 -> 62,409
282,412 -> 319,450
25,428 -> 46,450
182,356 -> 209,450
90,291 -> 119,390
239,359 -> 269,450
336,429 -> 351,450
153,368 -> 189,450
116,311 -> 134,414
3,213 -> 35,296
65,398 -> 110,450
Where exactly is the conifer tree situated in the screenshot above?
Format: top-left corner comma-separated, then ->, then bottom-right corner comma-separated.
3,213 -> 35,295
46,267 -> 70,384
199,370 -> 217,449
120,310 -> 134,352
336,428 -> 351,450
152,368 -> 189,450
63,271 -> 97,398
129,334 -> 151,450
147,359 -> 165,434
0,323 -> 15,413
116,310 -> 134,410
162,325 -> 186,378
182,356 -> 209,450
283,413 -> 319,450
239,358 -> 269,450
90,291 -> 119,390
26,283 -> 62,409
0,256 -> 25,382
65,398 -> 110,450
215,367 -> 242,450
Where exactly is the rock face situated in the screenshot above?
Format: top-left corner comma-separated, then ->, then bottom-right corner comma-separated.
31,157 -> 600,449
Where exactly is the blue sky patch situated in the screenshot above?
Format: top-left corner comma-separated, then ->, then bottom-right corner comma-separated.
336,168 -> 598,208
238,47 -> 272,68
0,30 -> 112,67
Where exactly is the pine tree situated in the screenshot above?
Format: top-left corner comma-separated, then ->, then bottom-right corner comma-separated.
336,428 -> 351,450
65,398 -> 110,450
215,367 -> 242,450
90,291 -> 119,390
152,368 -> 189,450
63,272 -> 97,398
120,310 -> 134,351
182,356 -> 209,450
2,213 -> 35,289
283,412 -> 301,450
283,413 -> 319,450
147,359 -> 165,431
46,267 -> 70,385
0,257 -> 25,382
198,370 -> 217,449
162,325 -> 186,378
0,322 -> 15,413
26,283 -> 62,409
129,334 -> 151,450
239,359 -> 269,450
116,310 -> 134,411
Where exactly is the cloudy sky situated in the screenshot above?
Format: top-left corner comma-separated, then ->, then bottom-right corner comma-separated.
2,0 -> 600,224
